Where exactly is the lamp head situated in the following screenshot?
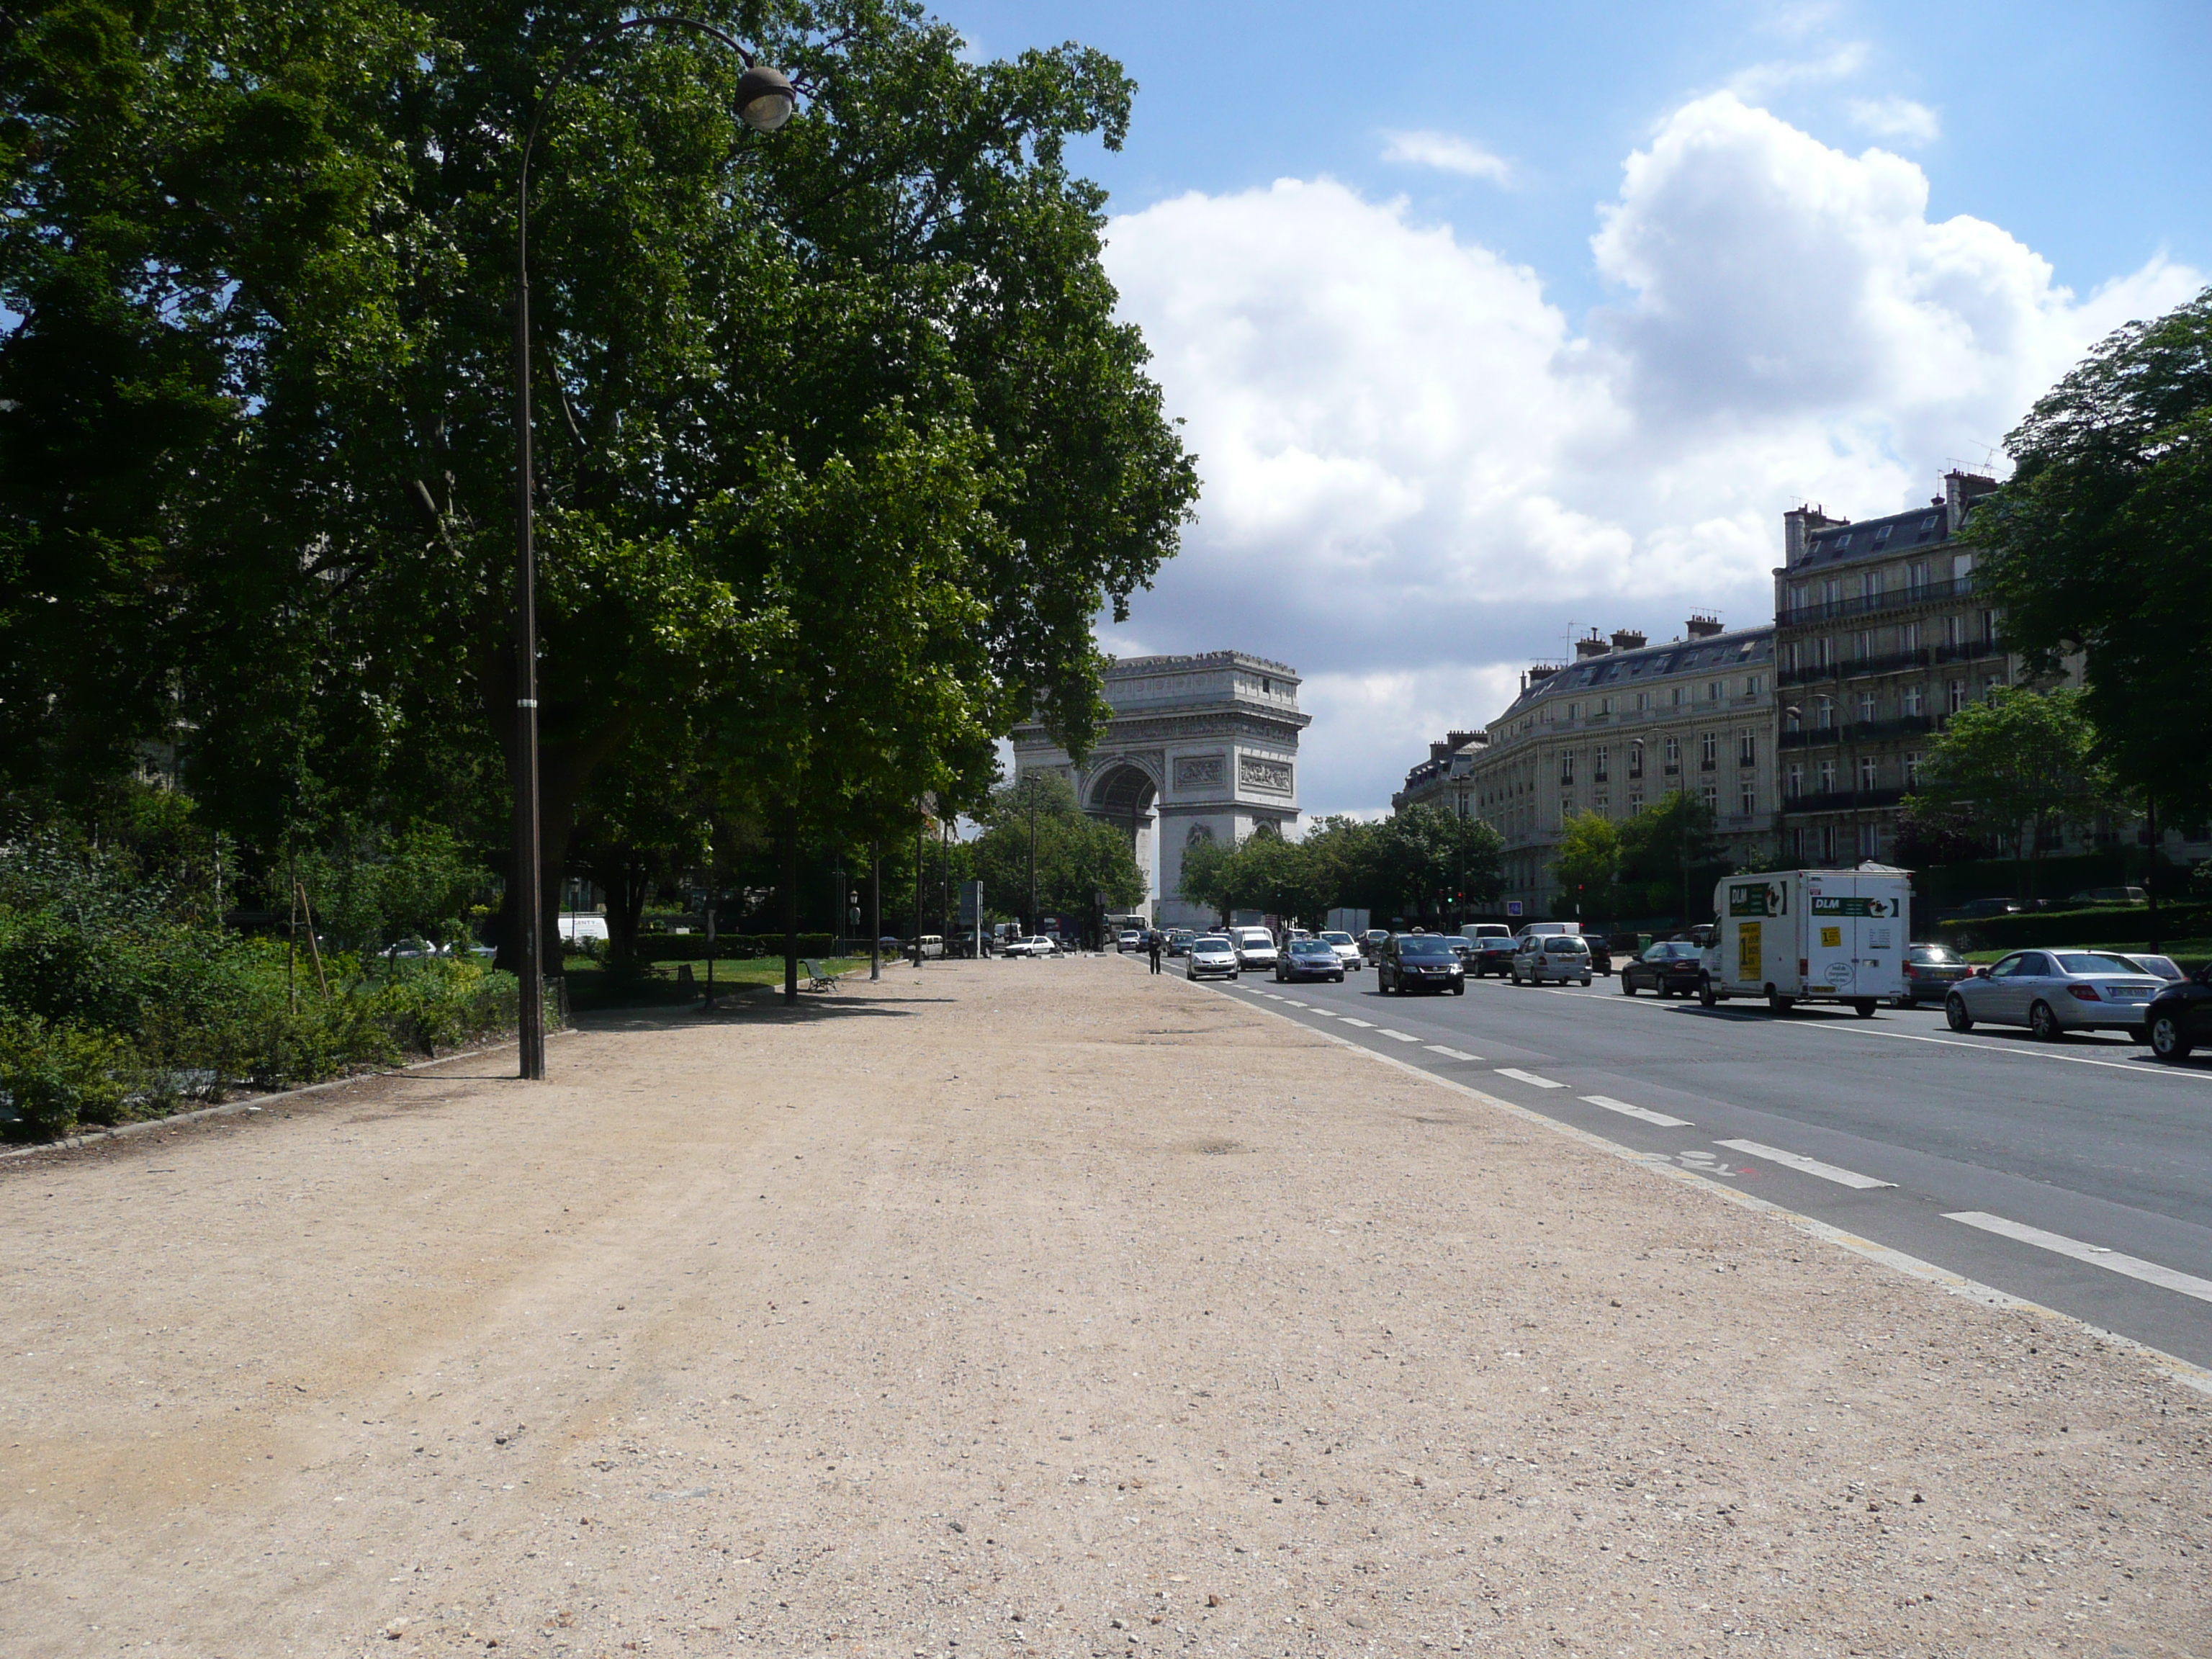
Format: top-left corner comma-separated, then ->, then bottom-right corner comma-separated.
736,63 -> 797,131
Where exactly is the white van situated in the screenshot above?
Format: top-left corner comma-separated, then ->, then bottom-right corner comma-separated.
917,934 -> 945,959
1231,927 -> 1279,971
1701,868 -> 1910,1015
1460,922 -> 1511,943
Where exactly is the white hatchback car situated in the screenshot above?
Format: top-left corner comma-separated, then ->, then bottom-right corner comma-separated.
1318,930 -> 1364,971
1002,935 -> 1058,958
1510,932 -> 1593,986
1186,935 -> 1241,980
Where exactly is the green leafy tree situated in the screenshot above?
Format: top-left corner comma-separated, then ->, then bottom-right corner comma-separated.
1617,792 -> 1727,923
1905,686 -> 2111,896
0,0 -> 1197,977
1550,811 -> 1620,921
969,774 -> 1143,932
1370,805 -> 1503,925
1968,287 -> 2212,820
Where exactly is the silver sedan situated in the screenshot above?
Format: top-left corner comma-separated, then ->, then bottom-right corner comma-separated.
1946,949 -> 2166,1040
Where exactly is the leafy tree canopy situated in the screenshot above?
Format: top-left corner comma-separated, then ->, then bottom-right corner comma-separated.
1906,685 -> 2113,873
968,773 -> 1143,926
1969,287 -> 2212,817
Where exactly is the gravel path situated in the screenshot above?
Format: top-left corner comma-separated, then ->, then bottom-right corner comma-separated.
4,956 -> 2208,1658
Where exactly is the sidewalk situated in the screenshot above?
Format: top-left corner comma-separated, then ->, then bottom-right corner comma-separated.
2,956 -> 2205,1656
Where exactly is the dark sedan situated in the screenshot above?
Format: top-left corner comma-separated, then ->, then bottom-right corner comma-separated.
1274,938 -> 1347,984
1584,936 -> 1614,976
2147,962 -> 2212,1063
1619,940 -> 1707,998
1897,941 -> 1972,1006
1470,936 -> 1518,977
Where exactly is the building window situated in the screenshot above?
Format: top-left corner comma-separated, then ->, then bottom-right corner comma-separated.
1905,752 -> 1923,788
1984,673 -> 2005,698
1858,823 -> 1881,859
1559,752 -> 1575,786
1821,578 -> 1841,606
1981,608 -> 1999,645
1871,526 -> 1892,550
1815,696 -> 1834,730
1853,630 -> 1874,660
1594,794 -> 1609,818
1671,685 -> 1685,706
1858,755 -> 1879,791
1944,613 -> 1966,647
1701,731 -> 1718,768
1790,827 -> 1807,862
1907,561 -> 1929,595
1738,729 -> 1755,765
1628,792 -> 1643,816
1567,701 -> 1580,720
1594,747 -> 1609,783
1708,680 -> 1722,701
1814,636 -> 1833,669
1561,793 -> 1574,817
1786,763 -> 1804,799
1948,679 -> 1968,714
1817,758 -> 1838,794
1740,781 -> 1758,817
1701,785 -> 1719,815
1782,641 -> 1800,673
1635,691 -> 1649,712
1745,675 -> 1762,696
1902,683 -> 1923,716
1598,696 -> 1614,716
1901,621 -> 1920,652
1629,741 -> 1645,778
1856,690 -> 1877,723
1663,735 -> 1681,767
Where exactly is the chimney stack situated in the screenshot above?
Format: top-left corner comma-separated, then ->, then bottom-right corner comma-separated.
1782,503 -> 1843,568
1446,729 -> 1476,753
1574,629 -> 1609,660
1943,469 -> 1998,535
1609,629 -> 1646,653
1686,614 -> 1724,639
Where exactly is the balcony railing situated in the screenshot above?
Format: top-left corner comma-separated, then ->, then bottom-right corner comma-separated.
1780,788 -> 1907,816
1781,575 -> 1973,628
1934,638 -> 2000,664
1780,713 -> 1937,750
1778,648 -> 1933,687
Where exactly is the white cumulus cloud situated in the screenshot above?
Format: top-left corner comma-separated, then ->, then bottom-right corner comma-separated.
1102,94 -> 2203,817
1379,130 -> 1513,182
1847,94 -> 1942,145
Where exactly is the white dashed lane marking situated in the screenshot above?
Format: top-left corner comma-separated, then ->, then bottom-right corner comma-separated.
1424,1046 -> 1481,1061
1377,1029 -> 1422,1043
1716,1139 -> 1894,1190
1946,1213 -> 2212,1306
1581,1094 -> 1692,1128
1493,1068 -> 1566,1089
1339,1018 -> 1375,1028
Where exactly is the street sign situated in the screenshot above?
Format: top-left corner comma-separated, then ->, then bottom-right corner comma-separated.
958,879 -> 984,924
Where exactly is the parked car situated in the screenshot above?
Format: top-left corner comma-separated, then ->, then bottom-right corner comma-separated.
1276,938 -> 1346,984
1186,935 -> 1241,981
2118,953 -> 2185,983
1379,932 -> 1466,995
1230,926 -> 1280,971
1897,941 -> 1974,1006
1166,929 -> 1196,958
1318,930 -> 1364,971
1620,940 -> 1706,998
1511,932 -> 1593,986
1116,928 -> 1142,953
1002,935 -> 1057,958
1584,936 -> 1614,976
2146,963 -> 2212,1062
2069,886 -> 2149,905
1470,936 -> 1519,977
1945,950 -> 2165,1041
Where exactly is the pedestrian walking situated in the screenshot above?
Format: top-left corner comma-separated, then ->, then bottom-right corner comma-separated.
1148,931 -> 1164,975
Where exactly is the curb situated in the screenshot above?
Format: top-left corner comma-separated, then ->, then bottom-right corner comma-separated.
0,1026 -> 583,1164
1194,976 -> 2212,1401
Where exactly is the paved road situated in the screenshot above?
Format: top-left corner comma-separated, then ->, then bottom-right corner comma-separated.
1200,958 -> 2212,1370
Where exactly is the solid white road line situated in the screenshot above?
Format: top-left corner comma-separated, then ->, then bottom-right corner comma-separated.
1581,1093 -> 1693,1128
1494,1067 -> 1566,1089
1424,1046 -> 1481,1061
1715,1139 -> 1895,1190
1377,1029 -> 1422,1043
1339,1017 -> 1375,1028
1944,1212 -> 2212,1307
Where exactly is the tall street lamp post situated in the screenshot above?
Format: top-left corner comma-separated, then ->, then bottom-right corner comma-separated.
510,19 -> 795,1078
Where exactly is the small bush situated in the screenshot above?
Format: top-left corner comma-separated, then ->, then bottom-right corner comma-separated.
0,1012 -> 143,1139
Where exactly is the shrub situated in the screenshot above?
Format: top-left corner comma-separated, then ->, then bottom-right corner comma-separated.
0,1011 -> 143,1139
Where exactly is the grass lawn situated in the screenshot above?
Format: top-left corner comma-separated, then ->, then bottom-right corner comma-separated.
559,955 -> 874,1012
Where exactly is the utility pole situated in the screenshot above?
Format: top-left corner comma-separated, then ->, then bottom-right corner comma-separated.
869,844 -> 882,981
1027,776 -> 1039,936
912,804 -> 925,966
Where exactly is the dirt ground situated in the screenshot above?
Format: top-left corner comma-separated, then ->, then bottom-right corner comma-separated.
4,956 -> 2209,1658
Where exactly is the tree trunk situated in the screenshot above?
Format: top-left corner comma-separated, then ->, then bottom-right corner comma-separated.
591,849 -> 653,969
782,811 -> 800,1007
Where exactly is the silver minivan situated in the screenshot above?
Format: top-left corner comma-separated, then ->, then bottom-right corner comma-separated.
1510,932 -> 1592,986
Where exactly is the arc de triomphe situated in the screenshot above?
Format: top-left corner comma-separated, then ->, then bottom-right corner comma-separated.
1010,652 -> 1308,930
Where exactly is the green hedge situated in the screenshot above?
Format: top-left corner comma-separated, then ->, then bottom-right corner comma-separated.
1937,902 -> 2212,953
637,932 -> 842,963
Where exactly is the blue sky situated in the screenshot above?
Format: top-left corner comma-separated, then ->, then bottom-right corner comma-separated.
937,0 -> 2211,817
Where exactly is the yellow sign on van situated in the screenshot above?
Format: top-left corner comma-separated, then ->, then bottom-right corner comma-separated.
1820,925 -> 1843,948
1737,920 -> 1761,975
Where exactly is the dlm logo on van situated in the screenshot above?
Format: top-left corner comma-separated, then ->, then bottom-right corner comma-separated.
1811,896 -> 1893,917
1729,882 -> 1783,917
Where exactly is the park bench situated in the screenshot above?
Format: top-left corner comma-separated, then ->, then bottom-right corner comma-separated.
801,958 -> 843,993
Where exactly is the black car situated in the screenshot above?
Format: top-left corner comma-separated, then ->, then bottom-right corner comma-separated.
1619,940 -> 1707,998
1470,936 -> 1518,977
1274,938 -> 1346,984
1584,936 -> 1614,976
2146,962 -> 2212,1063
1897,941 -> 1972,1006
1380,932 -> 1466,995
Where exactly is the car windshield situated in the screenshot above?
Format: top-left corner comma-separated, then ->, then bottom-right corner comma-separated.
1195,937 -> 1232,950
1290,940 -> 1334,957
1321,932 -> 1354,945
1907,944 -> 1961,963
1398,938 -> 1455,958
1647,943 -> 1695,960
2056,953 -> 2151,975
1542,937 -> 1586,951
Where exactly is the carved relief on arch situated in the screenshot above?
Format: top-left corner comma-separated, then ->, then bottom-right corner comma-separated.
1185,822 -> 1215,847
